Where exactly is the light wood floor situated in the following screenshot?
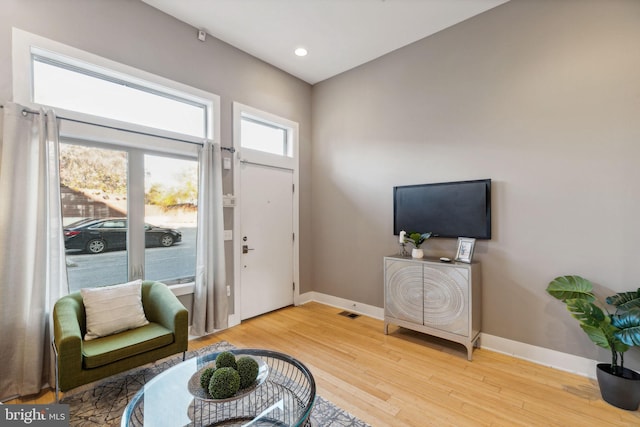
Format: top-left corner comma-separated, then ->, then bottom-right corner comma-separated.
10,302 -> 640,426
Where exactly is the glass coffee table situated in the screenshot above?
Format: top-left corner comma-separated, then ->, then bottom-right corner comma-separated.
121,349 -> 316,426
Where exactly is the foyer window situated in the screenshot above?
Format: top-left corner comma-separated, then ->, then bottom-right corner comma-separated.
240,114 -> 292,157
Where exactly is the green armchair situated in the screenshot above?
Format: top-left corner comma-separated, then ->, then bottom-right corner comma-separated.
53,280 -> 188,397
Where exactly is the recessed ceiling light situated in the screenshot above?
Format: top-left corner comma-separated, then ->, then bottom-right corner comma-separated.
294,47 -> 308,57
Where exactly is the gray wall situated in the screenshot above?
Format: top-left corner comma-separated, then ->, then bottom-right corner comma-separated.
311,0 -> 640,366
0,0 -> 313,306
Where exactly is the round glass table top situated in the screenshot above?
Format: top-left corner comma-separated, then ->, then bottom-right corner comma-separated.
121,349 -> 316,427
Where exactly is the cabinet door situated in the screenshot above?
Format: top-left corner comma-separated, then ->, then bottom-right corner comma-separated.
385,259 -> 423,324
423,265 -> 469,336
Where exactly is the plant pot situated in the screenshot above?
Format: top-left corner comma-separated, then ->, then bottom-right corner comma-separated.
411,248 -> 423,259
596,363 -> 640,410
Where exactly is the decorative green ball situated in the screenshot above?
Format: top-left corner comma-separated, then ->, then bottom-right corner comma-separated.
236,356 -> 259,389
208,367 -> 240,399
215,351 -> 237,370
199,367 -> 216,390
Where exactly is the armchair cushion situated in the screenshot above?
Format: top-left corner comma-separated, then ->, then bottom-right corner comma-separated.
81,279 -> 149,340
82,323 -> 173,369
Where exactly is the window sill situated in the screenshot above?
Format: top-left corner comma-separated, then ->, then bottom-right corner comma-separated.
169,282 -> 195,297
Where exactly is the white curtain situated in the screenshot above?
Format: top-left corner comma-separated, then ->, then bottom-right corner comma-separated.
0,102 -> 68,400
191,141 -> 228,335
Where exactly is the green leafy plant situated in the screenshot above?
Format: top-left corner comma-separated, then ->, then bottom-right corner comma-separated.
215,351 -> 237,370
208,367 -> 240,399
403,232 -> 432,248
199,366 -> 216,390
237,356 -> 259,389
546,275 -> 640,376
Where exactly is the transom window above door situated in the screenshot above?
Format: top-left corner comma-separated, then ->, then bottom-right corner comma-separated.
240,114 -> 292,157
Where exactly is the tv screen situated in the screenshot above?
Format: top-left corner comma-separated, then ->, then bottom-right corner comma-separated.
393,179 -> 491,239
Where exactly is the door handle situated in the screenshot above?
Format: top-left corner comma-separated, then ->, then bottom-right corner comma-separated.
242,245 -> 255,254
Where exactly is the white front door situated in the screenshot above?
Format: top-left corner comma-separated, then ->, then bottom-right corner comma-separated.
240,162 -> 294,320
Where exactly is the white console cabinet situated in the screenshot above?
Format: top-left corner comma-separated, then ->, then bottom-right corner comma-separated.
383,255 -> 481,360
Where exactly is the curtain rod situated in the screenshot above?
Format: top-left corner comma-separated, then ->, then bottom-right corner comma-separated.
0,104 -> 236,153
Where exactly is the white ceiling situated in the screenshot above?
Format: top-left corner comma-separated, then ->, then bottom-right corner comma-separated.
142,0 -> 509,85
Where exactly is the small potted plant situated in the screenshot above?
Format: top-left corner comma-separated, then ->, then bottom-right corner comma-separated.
401,231 -> 432,259
546,275 -> 640,410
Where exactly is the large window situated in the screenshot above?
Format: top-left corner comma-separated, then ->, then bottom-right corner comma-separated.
16,29 -> 219,291
60,143 -> 198,292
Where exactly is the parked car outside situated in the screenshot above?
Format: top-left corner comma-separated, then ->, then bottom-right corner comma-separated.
64,218 -> 182,254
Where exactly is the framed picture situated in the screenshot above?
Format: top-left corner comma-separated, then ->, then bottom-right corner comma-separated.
455,237 -> 476,263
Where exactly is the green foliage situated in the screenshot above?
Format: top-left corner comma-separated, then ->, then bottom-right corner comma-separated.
59,144 -> 127,194
236,356 -> 259,389
565,298 -> 605,328
546,275 -> 640,375
215,351 -> 237,370
606,289 -> 640,311
546,275 -> 595,302
208,367 -> 240,399
59,144 -> 197,209
404,232 -> 432,248
145,181 -> 197,208
611,308 -> 640,346
145,168 -> 198,208
199,366 -> 216,389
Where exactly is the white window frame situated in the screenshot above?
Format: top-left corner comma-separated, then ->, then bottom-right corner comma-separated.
234,104 -> 297,171
12,28 -> 221,298
12,27 -> 220,145
31,54 -> 208,139
240,115 -> 292,157
58,137 -> 199,293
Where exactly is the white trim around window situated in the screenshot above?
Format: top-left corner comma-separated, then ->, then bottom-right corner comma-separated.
11,27 -> 220,146
11,27 -> 221,303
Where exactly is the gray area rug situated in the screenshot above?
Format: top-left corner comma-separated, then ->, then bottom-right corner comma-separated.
62,341 -> 369,426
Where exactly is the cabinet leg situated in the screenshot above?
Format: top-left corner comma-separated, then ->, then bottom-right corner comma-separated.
383,322 -> 389,335
466,336 -> 481,361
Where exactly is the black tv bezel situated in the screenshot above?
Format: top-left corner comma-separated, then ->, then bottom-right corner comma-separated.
393,178 -> 491,240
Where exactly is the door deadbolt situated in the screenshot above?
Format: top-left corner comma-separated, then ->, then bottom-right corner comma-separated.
242,245 -> 255,254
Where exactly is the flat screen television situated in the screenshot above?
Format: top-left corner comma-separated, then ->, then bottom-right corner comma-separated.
393,179 -> 491,239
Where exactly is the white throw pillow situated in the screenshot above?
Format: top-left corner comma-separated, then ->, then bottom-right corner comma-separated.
81,279 -> 149,340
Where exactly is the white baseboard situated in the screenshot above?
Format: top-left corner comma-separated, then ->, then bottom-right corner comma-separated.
480,333 -> 597,379
297,291 -> 384,320
228,314 -> 241,328
298,291 -> 598,379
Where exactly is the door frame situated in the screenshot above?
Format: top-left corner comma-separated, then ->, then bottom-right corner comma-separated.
230,102 -> 300,326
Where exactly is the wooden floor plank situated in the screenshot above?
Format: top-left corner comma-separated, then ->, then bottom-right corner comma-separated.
9,302 -> 640,426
